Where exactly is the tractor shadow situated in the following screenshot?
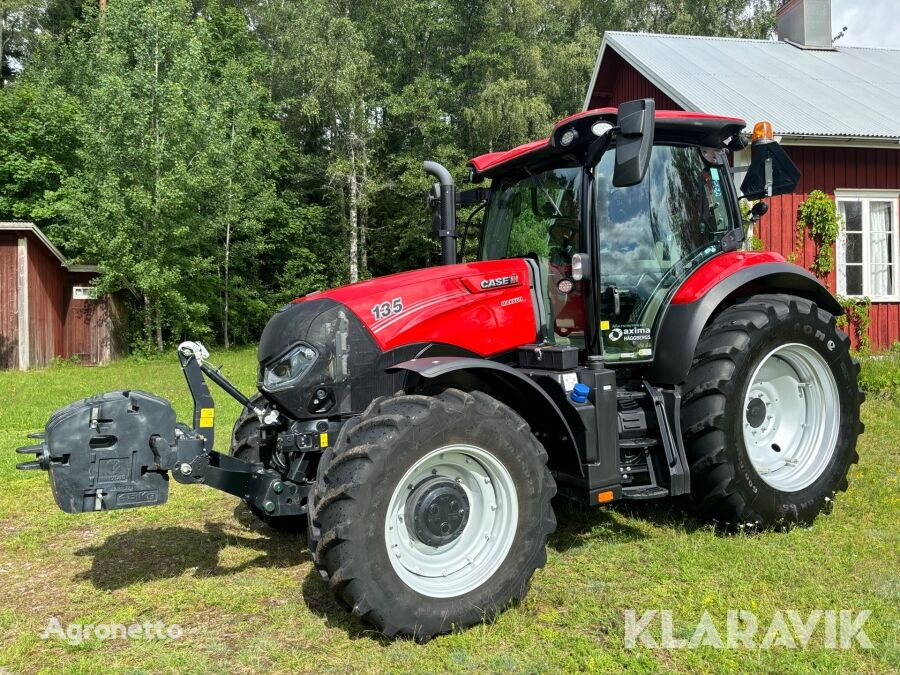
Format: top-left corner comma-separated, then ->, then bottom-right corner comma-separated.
300,572 -> 398,644
74,516 -> 308,591
549,495 -> 707,552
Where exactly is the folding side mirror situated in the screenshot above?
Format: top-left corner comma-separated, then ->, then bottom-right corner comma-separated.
613,98 -> 656,188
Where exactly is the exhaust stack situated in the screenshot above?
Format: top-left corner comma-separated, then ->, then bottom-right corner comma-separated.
424,161 -> 457,265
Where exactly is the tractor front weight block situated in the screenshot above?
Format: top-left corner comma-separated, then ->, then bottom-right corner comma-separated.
15,344 -> 307,518
16,390 -> 177,513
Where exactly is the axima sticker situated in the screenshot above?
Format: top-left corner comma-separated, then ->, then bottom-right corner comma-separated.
607,326 -> 651,343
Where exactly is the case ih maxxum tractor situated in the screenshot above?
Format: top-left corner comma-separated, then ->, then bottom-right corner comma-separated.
18,100 -> 862,640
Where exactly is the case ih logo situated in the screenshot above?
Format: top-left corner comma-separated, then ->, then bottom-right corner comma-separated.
479,274 -> 519,290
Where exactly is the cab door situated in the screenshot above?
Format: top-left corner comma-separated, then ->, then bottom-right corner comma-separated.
594,145 -> 734,362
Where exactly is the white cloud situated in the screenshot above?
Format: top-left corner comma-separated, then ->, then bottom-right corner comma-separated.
831,0 -> 900,49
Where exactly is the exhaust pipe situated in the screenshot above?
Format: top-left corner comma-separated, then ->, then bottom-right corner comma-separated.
424,161 -> 457,265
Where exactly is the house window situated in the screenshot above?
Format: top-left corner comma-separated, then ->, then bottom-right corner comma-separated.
835,191 -> 900,301
72,286 -> 98,300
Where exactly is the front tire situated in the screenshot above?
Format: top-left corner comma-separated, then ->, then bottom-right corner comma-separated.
309,388 -> 556,640
681,294 -> 863,528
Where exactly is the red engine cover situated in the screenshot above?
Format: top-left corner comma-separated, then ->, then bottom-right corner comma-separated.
294,259 -> 537,356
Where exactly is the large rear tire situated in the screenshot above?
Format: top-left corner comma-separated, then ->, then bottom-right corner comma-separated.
309,388 -> 556,640
681,294 -> 863,529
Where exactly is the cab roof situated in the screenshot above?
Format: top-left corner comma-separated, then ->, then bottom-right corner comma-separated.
468,108 -> 745,179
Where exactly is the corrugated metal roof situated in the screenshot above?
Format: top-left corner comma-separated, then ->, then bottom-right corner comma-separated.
585,31 -> 900,140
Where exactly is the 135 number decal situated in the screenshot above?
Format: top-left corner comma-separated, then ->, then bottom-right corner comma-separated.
371,297 -> 404,321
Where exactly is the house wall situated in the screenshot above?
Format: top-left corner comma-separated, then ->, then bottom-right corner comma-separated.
0,232 -> 19,369
64,272 -> 120,365
592,57 -> 900,352
27,231 -> 67,367
1,228 -> 118,370
757,145 -> 900,351
586,50 -> 682,111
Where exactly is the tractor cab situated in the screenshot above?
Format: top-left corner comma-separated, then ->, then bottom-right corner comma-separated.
465,102 -> 795,366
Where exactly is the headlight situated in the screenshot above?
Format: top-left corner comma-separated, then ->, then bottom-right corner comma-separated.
263,344 -> 317,391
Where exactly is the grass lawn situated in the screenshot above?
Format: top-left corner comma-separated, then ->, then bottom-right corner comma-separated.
0,348 -> 897,673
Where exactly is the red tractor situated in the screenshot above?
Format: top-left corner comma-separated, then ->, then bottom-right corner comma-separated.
18,100 -> 862,641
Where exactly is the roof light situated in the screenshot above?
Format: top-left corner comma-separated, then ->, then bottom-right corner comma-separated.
560,128 -> 579,147
752,121 -> 774,143
591,121 -> 613,137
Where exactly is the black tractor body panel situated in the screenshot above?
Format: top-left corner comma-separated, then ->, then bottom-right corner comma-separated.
389,356 -> 585,476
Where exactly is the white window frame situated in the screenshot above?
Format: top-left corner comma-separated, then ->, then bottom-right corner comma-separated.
72,286 -> 99,300
834,189 -> 900,302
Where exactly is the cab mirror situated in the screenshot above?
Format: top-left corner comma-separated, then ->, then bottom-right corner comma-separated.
740,141 -> 801,200
613,98 -> 656,188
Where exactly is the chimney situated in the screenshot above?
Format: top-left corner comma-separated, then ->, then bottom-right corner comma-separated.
776,0 -> 833,49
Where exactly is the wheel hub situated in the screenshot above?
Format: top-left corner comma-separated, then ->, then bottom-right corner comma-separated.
406,476 -> 470,546
745,396 -> 767,428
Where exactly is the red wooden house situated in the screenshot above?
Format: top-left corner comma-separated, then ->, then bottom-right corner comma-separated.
583,0 -> 900,350
0,222 -> 122,370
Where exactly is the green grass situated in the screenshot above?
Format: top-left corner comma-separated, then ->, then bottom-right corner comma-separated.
859,346 -> 900,402
0,349 -> 897,673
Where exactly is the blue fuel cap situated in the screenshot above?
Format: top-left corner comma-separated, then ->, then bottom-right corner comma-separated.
571,383 -> 590,404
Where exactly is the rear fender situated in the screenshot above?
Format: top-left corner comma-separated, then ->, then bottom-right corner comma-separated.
388,357 -> 583,476
649,261 -> 842,385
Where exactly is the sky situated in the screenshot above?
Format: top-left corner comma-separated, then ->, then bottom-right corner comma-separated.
831,0 -> 900,48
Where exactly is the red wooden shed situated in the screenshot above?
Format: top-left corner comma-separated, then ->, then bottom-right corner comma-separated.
0,222 -> 121,370
583,0 -> 900,350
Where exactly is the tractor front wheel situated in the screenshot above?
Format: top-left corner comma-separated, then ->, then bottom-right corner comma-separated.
681,293 -> 863,529
309,388 -> 556,640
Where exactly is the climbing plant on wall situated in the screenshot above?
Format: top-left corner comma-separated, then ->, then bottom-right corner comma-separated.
836,295 -> 872,354
796,190 -> 842,278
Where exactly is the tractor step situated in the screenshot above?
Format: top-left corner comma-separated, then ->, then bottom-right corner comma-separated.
619,437 -> 657,449
622,485 -> 669,500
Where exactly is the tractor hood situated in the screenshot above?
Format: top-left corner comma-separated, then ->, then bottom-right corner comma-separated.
256,259 -> 539,418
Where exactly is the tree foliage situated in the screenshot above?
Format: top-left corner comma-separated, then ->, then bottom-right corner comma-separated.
0,0 -> 777,350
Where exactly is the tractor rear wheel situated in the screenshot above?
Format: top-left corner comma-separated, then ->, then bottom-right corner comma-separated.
230,397 -> 306,533
309,388 -> 556,640
681,293 -> 863,529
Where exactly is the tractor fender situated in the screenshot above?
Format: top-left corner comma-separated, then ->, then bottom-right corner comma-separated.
648,261 -> 842,385
388,356 -> 583,476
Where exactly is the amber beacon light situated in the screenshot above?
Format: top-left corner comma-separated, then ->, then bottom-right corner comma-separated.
752,120 -> 774,143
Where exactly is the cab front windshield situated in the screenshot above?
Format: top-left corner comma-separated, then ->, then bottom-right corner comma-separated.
480,145 -> 736,357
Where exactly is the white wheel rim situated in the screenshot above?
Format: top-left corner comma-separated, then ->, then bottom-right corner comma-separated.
742,343 -> 840,492
384,444 -> 518,598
